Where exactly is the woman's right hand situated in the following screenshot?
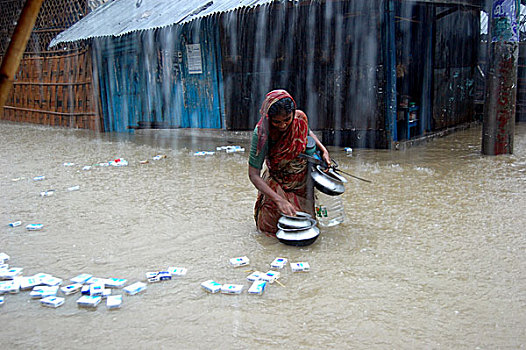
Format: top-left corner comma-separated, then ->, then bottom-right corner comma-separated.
249,166 -> 297,217
276,197 -> 297,217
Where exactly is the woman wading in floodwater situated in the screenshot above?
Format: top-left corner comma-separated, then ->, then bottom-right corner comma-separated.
248,89 -> 331,235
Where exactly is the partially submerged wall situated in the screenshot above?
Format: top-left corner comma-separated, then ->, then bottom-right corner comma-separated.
0,0 -> 102,130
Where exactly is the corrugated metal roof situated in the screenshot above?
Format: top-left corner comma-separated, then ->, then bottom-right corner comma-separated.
49,0 -> 277,47
50,0 -> 488,48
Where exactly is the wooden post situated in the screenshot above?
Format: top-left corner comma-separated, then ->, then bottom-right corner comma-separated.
0,0 -> 45,113
482,0 -> 518,155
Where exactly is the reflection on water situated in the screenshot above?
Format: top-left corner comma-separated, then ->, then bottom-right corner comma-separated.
1,121 -> 525,348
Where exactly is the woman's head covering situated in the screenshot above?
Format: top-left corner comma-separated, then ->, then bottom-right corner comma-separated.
255,89 -> 297,156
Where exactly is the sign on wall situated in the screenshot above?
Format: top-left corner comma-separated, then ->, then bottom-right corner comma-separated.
491,0 -> 519,42
186,44 -> 203,74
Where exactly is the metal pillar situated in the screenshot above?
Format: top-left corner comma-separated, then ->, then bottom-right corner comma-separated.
384,0 -> 398,147
420,5 -> 435,135
482,0 -> 518,155
0,0 -> 45,112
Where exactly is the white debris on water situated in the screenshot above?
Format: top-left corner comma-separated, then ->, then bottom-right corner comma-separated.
109,158 -> 128,167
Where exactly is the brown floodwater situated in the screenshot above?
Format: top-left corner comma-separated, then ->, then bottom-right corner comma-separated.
1,121 -> 525,349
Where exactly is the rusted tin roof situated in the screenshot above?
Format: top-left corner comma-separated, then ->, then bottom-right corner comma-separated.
49,0 -> 485,48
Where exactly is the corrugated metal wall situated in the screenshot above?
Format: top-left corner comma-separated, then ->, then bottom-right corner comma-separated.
218,0 -> 481,147
93,18 -> 223,132
432,5 -> 479,129
219,0 -> 385,148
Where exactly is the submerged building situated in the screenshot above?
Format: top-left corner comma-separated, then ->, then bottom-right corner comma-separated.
2,0 -> 486,148
0,0 -> 107,130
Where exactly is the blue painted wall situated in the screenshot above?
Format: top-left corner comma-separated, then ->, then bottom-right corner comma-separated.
95,18 -> 223,132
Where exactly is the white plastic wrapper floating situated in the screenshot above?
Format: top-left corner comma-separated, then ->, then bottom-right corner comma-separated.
106,295 -> 122,309
246,271 -> 264,282
248,280 -> 267,295
8,221 -> 22,227
220,284 -> 244,295
80,285 -> 90,295
40,190 -> 55,197
60,283 -> 83,295
123,282 -> 147,295
146,272 -> 160,283
104,278 -> 127,288
77,295 -> 102,308
146,271 -> 172,282
26,224 -> 43,231
158,271 -> 171,281
216,145 -> 245,153
41,296 -> 65,308
201,280 -> 222,293
1,267 -> 23,279
261,271 -> 280,284
167,267 -> 187,276
40,276 -> 62,286
20,276 -> 40,290
270,258 -> 288,269
109,158 -> 128,167
0,280 -> 20,294
146,271 -> 172,283
70,273 -> 92,284
0,253 -> 9,264
291,262 -> 310,272
229,256 -> 250,267
30,285 -> 59,299
193,151 -> 215,156
89,283 -> 105,296
102,289 -> 112,299
66,185 -> 80,192
33,273 -> 52,284
85,277 -> 104,285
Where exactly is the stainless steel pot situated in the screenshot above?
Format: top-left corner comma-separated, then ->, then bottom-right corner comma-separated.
310,165 -> 347,196
276,218 -> 320,246
278,212 -> 313,229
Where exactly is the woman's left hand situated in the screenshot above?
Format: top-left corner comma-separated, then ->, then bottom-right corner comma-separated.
321,149 -> 331,168
308,130 -> 331,168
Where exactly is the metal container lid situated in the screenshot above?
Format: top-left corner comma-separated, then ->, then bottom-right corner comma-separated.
278,212 -> 313,229
311,165 -> 346,196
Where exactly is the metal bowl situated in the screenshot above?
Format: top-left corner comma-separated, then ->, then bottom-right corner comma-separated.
277,234 -> 319,246
276,218 -> 320,246
310,165 -> 346,196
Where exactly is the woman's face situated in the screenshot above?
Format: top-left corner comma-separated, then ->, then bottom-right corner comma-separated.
270,111 -> 294,132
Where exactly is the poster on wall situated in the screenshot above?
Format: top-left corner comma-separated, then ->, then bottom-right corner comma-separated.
186,44 -> 203,74
491,0 -> 519,42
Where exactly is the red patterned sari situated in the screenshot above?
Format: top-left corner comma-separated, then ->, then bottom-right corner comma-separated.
254,90 -> 314,235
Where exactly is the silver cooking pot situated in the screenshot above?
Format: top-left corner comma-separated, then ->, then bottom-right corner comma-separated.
276,218 -> 320,246
278,212 -> 313,229
310,165 -> 347,196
